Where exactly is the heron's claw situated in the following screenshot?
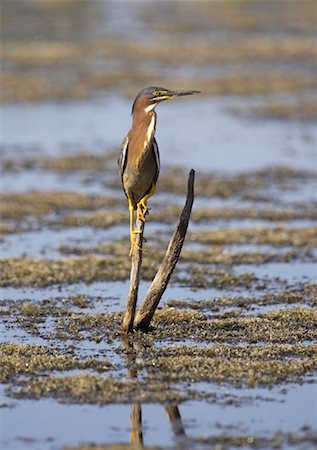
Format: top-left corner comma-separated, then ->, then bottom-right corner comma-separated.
137,199 -> 150,222
129,241 -> 143,256
137,206 -> 147,222
129,230 -> 143,256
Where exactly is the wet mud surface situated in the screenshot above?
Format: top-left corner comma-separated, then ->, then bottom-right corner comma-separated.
1,1 -> 317,449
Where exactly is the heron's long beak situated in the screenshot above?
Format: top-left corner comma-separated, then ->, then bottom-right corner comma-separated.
170,90 -> 201,97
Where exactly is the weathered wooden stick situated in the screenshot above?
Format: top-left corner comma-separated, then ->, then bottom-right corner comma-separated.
134,169 -> 195,331
121,217 -> 145,332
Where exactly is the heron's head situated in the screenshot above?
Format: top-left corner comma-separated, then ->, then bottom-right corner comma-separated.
132,86 -> 201,114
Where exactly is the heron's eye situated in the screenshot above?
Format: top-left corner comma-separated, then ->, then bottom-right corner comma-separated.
152,90 -> 160,96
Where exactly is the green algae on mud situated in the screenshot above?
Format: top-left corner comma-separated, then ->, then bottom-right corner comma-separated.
0,343 -> 110,383
235,96 -> 317,121
2,197 -> 317,238
61,241 -> 314,266
8,304 -> 316,346
0,221 -> 18,235
19,151 -> 117,173
2,62 -> 316,104
9,374 -> 186,405
64,445 -> 159,450
129,166 -> 317,200
0,255 -> 272,289
150,307 -> 317,344
146,343 -> 317,387
64,444 -> 160,450
57,207 -> 317,230
4,341 -> 317,404
0,48 -> 317,102
0,191 -> 122,220
139,1 -> 317,35
0,255 -> 158,287
1,300 -> 317,407
62,430 -> 317,450
0,256 -> 130,287
189,226 -> 317,247
184,266 -> 257,290
168,283 -> 317,311
3,296 -> 316,347
4,160 -> 316,203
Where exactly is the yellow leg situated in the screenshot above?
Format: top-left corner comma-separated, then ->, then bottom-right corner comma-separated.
129,199 -> 142,256
136,184 -> 156,222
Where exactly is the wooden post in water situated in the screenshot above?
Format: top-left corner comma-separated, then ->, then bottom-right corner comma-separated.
134,169 -> 195,331
122,169 -> 195,333
121,218 -> 145,332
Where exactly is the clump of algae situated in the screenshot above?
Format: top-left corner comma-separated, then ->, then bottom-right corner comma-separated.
2,305 -> 317,406
62,429 -> 317,450
0,191 -> 121,220
60,238 -> 314,267
194,431 -> 317,449
185,265 -> 257,289
2,68 -> 317,103
139,0 -> 317,35
0,343 -> 109,383
0,255 -> 161,287
0,222 -> 18,235
158,166 -> 317,198
167,283 -> 317,310
146,343 -> 317,387
150,307 -> 317,344
15,152 -> 117,173
189,207 -> 317,222
65,444 -> 160,450
149,203 -> 317,226
189,226 -> 317,247
59,211 -> 126,229
0,256 -> 129,287
45,306 -> 317,347
10,374 -> 185,405
246,97 -> 317,121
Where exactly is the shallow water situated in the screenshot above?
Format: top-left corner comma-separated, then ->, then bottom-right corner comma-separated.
1,383 -> 316,450
2,96 -> 317,173
1,2 -> 317,448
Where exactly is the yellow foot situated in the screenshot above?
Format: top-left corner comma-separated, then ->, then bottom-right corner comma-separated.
137,206 -> 147,221
129,241 -> 143,256
129,230 -> 143,256
136,201 -> 150,222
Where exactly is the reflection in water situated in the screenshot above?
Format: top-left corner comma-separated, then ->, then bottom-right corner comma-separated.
165,405 -> 186,437
130,403 -> 143,446
122,338 -> 186,446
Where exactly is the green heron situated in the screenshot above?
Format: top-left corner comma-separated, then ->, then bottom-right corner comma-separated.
119,86 -> 200,255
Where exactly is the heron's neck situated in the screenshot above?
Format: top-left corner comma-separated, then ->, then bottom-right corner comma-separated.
132,108 -> 157,146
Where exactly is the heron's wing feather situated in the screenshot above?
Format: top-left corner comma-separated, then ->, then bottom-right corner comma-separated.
152,137 -> 160,186
118,135 -> 129,183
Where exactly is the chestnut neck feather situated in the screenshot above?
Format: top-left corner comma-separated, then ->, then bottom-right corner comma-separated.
128,97 -> 157,168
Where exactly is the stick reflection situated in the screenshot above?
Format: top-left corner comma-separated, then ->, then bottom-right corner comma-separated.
130,403 -> 143,445
122,338 -> 186,446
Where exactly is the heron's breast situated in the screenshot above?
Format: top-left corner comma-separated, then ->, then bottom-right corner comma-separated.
123,147 -> 158,204
128,114 -> 156,168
